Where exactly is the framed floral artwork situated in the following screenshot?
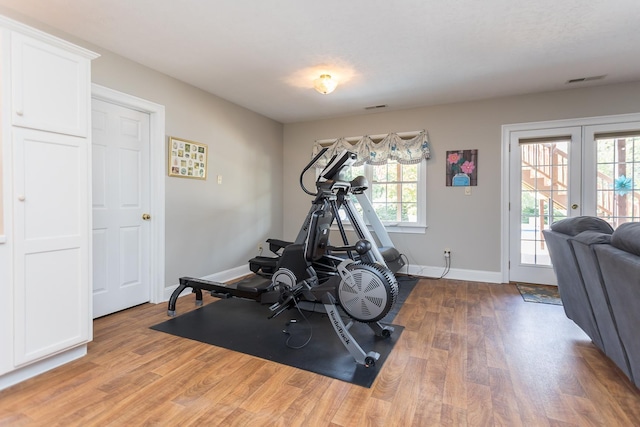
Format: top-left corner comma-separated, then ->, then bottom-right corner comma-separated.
168,136 -> 208,180
446,149 -> 478,186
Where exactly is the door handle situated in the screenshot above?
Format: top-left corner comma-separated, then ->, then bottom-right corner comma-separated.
571,204 -> 579,210
142,213 -> 151,220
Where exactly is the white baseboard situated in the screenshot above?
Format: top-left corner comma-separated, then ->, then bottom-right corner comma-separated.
162,264 -> 252,302
400,264 -> 503,284
0,345 -> 87,391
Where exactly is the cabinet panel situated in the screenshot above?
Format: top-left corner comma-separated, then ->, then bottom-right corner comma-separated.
12,129 -> 90,366
10,32 -> 89,137
16,248 -> 87,364
22,135 -> 82,240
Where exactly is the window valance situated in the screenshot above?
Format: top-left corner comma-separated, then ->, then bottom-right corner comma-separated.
312,130 -> 430,168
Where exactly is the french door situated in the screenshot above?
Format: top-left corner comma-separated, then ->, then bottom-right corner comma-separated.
506,115 -> 640,285
508,127 -> 582,285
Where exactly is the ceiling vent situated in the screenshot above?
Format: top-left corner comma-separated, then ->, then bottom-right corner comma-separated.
364,104 -> 388,110
565,75 -> 606,84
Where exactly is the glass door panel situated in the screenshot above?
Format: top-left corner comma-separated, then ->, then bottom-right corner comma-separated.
595,135 -> 640,227
584,123 -> 640,226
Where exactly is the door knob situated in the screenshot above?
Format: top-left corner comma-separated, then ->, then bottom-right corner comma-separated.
142,213 -> 151,220
571,204 -> 579,209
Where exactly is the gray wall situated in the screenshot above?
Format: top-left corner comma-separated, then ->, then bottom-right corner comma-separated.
0,7 -> 285,288
283,82 -> 640,277
91,51 -> 284,287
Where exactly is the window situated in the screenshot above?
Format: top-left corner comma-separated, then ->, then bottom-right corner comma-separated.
595,132 -> 640,227
313,130 -> 430,233
341,159 -> 427,232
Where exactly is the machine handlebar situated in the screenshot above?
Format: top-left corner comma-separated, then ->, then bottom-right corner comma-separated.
300,147 -> 329,196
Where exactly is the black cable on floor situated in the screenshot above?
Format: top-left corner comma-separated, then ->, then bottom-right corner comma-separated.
398,252 -> 451,280
282,297 -> 313,349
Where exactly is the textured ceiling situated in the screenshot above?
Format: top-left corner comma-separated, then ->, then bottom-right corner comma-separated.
1,0 -> 640,123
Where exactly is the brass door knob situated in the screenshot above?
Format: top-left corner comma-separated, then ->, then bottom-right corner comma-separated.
571,204 -> 579,210
142,213 -> 151,220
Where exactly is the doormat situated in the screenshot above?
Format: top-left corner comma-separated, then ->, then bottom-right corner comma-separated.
151,277 -> 417,388
515,283 -> 562,305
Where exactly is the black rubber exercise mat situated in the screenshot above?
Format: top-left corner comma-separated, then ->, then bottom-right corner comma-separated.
151,277 -> 417,388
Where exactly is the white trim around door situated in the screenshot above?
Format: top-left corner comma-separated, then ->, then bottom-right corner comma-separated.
91,84 -> 166,304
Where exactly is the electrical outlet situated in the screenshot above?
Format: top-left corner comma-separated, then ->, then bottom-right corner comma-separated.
444,248 -> 451,258
258,244 -> 263,253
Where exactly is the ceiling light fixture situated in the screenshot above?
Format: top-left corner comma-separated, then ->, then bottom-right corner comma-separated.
314,74 -> 337,94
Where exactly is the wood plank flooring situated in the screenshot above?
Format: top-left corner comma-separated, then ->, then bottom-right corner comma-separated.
1,278 -> 638,426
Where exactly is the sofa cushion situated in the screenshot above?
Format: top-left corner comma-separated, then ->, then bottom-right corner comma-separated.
550,216 -> 614,236
570,230 -> 612,246
611,222 -> 640,257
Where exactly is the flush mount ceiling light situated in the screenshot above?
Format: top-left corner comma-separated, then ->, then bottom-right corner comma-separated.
313,74 -> 337,94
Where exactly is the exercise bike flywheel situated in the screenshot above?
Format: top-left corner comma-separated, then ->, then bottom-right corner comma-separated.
337,262 -> 399,323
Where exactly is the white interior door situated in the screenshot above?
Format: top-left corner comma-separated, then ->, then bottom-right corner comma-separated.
92,98 -> 150,318
508,127 -> 582,285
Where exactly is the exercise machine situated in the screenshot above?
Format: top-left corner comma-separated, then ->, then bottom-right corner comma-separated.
249,149 -> 404,275
167,149 -> 399,367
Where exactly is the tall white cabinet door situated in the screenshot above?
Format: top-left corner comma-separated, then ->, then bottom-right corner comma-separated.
12,128 -> 90,365
10,32 -> 89,137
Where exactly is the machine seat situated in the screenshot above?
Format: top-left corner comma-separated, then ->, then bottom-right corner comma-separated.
248,256 -> 278,274
234,276 -> 272,294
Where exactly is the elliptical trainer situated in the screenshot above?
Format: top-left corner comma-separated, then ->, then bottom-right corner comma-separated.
168,148 -> 399,367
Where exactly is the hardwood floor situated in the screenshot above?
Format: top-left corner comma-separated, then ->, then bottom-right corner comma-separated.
1,278 -> 638,426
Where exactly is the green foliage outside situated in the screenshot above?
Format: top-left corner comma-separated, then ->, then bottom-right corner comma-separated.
345,162 -> 419,223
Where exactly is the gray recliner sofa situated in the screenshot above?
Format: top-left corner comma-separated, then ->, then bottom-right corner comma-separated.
570,230 -> 631,382
592,222 -> 640,389
542,217 -> 614,350
543,217 -> 639,389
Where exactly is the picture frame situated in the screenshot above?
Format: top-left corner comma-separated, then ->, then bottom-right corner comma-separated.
168,136 -> 208,180
446,149 -> 478,186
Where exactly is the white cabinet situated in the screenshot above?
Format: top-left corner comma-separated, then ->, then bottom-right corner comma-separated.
0,16 -> 98,389
10,32 -> 90,137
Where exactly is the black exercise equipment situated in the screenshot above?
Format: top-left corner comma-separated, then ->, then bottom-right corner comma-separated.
167,148 -> 400,367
